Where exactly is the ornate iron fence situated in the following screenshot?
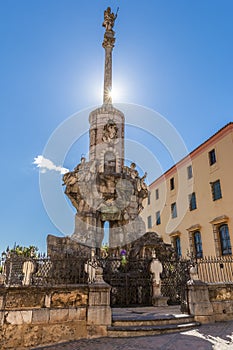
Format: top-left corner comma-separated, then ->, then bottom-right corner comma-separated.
3,256 -> 88,286
2,254 -> 191,311
99,256 -> 191,309
196,256 -> 233,283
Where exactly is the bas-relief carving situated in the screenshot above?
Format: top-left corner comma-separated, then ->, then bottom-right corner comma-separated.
102,120 -> 118,144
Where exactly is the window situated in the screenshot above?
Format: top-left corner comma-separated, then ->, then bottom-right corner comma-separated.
209,149 -> 216,165
171,202 -> 177,218
194,231 -> 203,258
187,165 -> 193,179
147,216 -> 152,229
174,237 -> 181,257
170,177 -> 175,190
155,188 -> 159,200
219,224 -> 232,256
156,211 -> 161,225
211,217 -> 230,257
189,192 -> 197,211
211,180 -> 222,201
147,192 -> 151,205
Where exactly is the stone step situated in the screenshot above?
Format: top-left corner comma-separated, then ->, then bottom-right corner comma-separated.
108,321 -> 201,337
112,314 -> 195,327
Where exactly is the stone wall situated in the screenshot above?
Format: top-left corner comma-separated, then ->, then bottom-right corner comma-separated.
188,281 -> 233,323
208,283 -> 233,322
0,282 -> 111,349
47,234 -> 91,258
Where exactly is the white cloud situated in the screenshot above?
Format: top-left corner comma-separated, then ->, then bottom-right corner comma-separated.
33,155 -> 69,175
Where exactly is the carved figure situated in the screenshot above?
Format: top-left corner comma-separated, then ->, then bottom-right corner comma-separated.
102,120 -> 118,143
150,257 -> 163,297
141,172 -> 148,190
122,165 -> 130,175
63,172 -> 77,187
22,260 -> 36,286
102,7 -> 117,32
76,157 -> 87,182
129,162 -> 138,179
85,259 -> 98,283
137,172 -> 148,192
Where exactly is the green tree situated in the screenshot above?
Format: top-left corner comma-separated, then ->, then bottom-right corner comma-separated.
4,244 -> 39,258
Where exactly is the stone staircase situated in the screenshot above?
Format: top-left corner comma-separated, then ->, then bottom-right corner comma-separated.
107,307 -> 200,337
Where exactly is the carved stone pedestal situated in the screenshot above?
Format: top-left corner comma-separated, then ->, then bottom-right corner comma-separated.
187,280 -> 214,323
152,296 -> 169,307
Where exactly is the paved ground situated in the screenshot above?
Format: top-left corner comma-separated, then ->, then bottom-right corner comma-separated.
34,307 -> 233,350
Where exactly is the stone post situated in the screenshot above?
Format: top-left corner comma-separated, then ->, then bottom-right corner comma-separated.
187,279 -> 214,323
150,256 -> 168,307
87,266 -> 112,337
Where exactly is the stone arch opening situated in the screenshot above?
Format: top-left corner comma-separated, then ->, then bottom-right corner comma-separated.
104,151 -> 116,173
103,221 -> 110,246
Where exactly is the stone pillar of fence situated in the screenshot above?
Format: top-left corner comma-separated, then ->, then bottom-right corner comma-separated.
87,266 -> 112,337
187,266 -> 214,323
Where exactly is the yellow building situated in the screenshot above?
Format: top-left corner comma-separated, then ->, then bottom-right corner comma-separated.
141,122 -> 233,258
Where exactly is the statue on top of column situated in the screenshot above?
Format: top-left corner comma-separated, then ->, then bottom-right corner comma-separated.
102,7 -> 118,32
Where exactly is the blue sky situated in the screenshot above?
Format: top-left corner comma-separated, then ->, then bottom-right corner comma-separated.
0,0 -> 233,253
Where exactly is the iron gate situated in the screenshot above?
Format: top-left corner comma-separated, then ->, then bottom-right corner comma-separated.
100,256 -> 190,309
161,258 -> 190,312
100,257 -> 152,306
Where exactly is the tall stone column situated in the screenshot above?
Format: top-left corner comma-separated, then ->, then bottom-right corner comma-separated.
103,38 -> 114,104
102,7 -> 117,105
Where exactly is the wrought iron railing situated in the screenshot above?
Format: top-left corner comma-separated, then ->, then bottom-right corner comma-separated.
196,256 -> 233,283
3,256 -> 89,286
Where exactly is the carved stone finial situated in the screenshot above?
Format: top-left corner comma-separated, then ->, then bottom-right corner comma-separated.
95,266 -> 104,283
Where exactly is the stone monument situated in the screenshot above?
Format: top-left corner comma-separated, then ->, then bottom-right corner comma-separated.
63,7 -> 148,253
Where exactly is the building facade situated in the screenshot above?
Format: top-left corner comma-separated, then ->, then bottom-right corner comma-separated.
141,122 -> 233,258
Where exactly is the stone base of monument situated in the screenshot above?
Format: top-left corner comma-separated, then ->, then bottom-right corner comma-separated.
152,296 -> 169,307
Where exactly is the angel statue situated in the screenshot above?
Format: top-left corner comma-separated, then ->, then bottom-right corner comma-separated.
102,7 -> 118,32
